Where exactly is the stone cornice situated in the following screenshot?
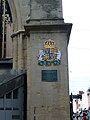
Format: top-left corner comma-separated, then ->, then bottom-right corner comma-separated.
24,23 -> 72,44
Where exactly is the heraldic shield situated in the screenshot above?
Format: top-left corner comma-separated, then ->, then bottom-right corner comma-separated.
38,39 -> 61,66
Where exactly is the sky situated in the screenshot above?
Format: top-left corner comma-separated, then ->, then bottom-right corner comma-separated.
63,0 -> 90,109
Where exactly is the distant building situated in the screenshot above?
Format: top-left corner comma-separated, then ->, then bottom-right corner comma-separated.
87,87 -> 90,109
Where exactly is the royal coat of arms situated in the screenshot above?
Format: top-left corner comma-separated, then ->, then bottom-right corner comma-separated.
38,39 -> 61,66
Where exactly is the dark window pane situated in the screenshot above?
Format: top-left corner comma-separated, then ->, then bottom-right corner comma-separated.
13,89 -> 18,99
0,96 -> 4,99
13,108 -> 19,110
6,92 -> 11,99
12,115 -> 20,119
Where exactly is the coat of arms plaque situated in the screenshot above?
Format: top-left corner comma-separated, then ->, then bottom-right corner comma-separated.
38,39 -> 61,66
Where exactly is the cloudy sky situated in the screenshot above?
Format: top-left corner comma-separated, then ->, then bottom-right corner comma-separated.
63,0 -> 90,108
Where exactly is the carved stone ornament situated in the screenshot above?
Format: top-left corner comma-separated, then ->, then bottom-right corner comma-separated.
38,39 -> 61,66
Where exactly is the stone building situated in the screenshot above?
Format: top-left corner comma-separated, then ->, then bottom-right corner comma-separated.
0,0 -> 72,120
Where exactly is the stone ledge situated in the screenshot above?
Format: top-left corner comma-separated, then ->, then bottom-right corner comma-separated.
11,30 -> 25,38
24,23 -> 72,44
